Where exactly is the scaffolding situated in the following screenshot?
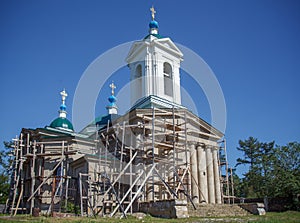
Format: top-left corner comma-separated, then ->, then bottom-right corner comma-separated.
76,107 -> 194,217
6,107 -> 232,217
219,139 -> 235,204
7,132 -> 78,216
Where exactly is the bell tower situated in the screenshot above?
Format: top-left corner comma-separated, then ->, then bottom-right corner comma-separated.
126,6 -> 183,108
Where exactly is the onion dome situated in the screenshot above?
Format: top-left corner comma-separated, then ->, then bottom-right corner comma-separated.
49,89 -> 74,132
149,20 -> 159,29
108,95 -> 117,106
50,117 -> 74,131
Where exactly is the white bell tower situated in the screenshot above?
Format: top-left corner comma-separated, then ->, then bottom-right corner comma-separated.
126,6 -> 183,108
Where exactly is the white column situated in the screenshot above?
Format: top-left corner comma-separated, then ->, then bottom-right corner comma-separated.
197,144 -> 208,203
206,146 -> 215,204
190,144 -> 199,204
212,147 -> 222,204
173,62 -> 181,104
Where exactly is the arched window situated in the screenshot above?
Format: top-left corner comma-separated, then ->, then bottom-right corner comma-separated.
136,64 -> 142,78
135,64 -> 143,97
163,62 -> 173,96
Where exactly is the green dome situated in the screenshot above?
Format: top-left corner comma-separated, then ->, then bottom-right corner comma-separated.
50,117 -> 74,132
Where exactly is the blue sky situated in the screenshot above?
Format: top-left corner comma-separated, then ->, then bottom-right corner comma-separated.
1,0 -> 299,176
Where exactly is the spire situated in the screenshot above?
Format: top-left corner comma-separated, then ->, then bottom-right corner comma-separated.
59,89 -> 68,118
149,6 -> 159,35
106,81 -> 118,115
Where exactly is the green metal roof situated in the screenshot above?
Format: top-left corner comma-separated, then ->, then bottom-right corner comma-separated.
50,117 -> 74,132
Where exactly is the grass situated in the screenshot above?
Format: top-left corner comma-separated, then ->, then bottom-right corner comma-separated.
250,211 -> 300,223
0,211 -> 299,223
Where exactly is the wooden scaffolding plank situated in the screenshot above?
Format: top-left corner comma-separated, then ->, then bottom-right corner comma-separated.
121,164 -> 157,218
27,158 -> 64,202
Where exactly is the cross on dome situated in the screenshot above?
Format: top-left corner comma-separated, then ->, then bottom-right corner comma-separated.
148,6 -> 159,34
58,89 -> 68,118
150,6 -> 156,20
107,82 -> 118,115
60,89 -> 68,104
109,82 -> 116,96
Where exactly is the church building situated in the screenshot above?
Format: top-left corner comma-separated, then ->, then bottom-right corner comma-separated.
7,7 -> 230,218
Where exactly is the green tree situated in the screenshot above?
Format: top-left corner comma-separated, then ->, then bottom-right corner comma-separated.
229,169 -> 244,198
235,138 -> 300,210
0,141 -> 14,203
272,142 -> 300,210
236,137 -> 267,197
236,137 -> 261,168
235,137 -> 276,198
258,141 -> 275,197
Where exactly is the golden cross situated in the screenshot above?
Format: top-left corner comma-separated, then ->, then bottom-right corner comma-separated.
150,6 -> 156,20
109,82 -> 116,95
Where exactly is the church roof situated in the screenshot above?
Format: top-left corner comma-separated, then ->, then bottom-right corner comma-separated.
143,33 -> 164,40
50,117 -> 74,132
79,114 -> 120,136
130,95 -> 186,110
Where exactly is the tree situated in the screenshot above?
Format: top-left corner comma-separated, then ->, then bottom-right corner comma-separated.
258,141 -> 275,197
235,137 -> 271,197
0,141 -> 14,204
235,138 -> 300,210
236,137 -> 261,168
272,142 -> 300,210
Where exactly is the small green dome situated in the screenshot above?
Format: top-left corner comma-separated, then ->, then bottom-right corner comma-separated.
50,117 -> 74,131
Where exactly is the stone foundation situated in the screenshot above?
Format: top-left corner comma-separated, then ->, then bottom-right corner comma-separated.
139,200 -> 188,218
239,203 -> 266,215
188,204 -> 251,217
